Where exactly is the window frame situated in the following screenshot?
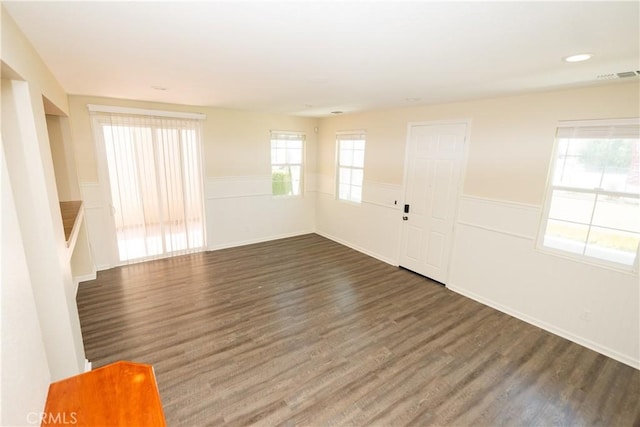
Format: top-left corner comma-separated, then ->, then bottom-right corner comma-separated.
89,107 -> 207,264
537,118 -> 640,273
336,131 -> 366,204
270,131 -> 305,198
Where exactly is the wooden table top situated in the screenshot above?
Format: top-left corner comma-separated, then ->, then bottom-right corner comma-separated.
59,200 -> 82,244
43,361 -> 166,427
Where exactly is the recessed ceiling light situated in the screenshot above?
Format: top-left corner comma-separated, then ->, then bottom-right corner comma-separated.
151,85 -> 167,91
405,97 -> 421,102
331,111 -> 343,115
563,53 -> 592,63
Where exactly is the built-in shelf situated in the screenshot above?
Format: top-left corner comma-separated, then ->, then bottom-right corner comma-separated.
59,200 -> 84,249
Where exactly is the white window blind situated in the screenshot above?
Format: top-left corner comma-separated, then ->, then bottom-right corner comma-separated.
337,131 -> 366,203
90,110 -> 206,262
540,118 -> 640,269
270,131 -> 304,197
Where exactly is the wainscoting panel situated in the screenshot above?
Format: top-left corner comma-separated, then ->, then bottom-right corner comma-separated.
205,176 -> 315,250
314,175 -> 403,209
456,195 -> 541,239
79,182 -> 112,270
362,180 -> 403,209
449,196 -> 639,369
78,181 -> 102,209
315,192 -> 401,266
304,173 -> 319,193
205,175 -> 271,199
315,173 -> 334,196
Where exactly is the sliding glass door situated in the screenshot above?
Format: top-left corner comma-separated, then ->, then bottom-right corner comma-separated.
91,109 -> 206,263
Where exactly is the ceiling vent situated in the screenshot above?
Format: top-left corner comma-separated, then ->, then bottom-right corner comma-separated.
596,71 -> 640,80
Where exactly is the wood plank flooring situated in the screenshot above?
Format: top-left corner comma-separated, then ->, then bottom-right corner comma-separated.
77,234 -> 640,426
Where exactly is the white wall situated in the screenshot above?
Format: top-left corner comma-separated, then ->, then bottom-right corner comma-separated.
205,175 -> 316,250
1,78 -> 86,380
315,82 -> 640,369
1,141 -> 52,426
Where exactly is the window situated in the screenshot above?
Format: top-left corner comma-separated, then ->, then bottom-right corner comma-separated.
271,131 -> 304,196
337,131 -> 366,203
540,119 -> 640,269
90,106 -> 206,263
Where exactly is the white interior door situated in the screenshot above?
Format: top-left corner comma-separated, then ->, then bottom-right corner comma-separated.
399,122 -> 467,284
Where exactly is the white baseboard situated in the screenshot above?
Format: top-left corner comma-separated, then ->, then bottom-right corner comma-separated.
84,358 -> 92,372
207,230 -> 315,251
315,230 -> 398,267
448,283 -> 640,370
74,271 -> 97,294
95,263 -> 111,272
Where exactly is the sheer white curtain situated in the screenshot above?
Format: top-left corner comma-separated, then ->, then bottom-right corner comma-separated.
90,107 -> 206,263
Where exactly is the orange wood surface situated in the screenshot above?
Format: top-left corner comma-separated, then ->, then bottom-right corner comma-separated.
42,361 -> 166,427
59,200 -> 82,244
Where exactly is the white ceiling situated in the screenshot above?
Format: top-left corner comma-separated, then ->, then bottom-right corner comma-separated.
4,1 -> 639,117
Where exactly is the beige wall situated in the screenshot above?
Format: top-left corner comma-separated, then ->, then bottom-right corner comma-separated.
1,7 -> 68,114
68,95 -> 319,183
46,115 -> 82,201
47,115 -> 71,200
318,82 -> 639,205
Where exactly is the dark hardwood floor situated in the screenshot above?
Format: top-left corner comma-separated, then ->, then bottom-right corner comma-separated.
77,233 -> 640,426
